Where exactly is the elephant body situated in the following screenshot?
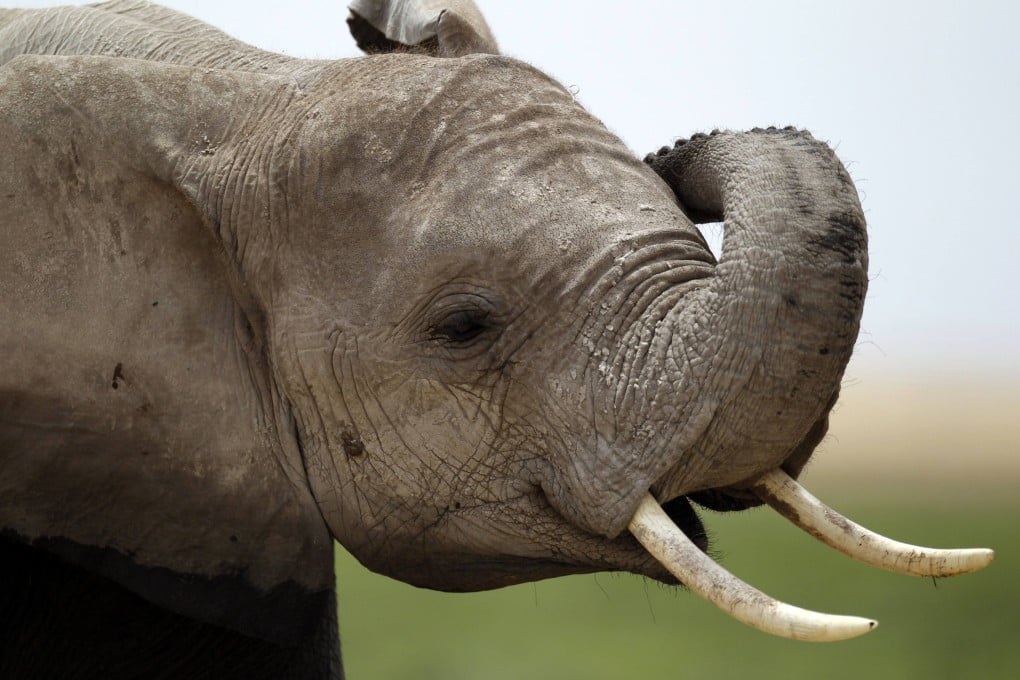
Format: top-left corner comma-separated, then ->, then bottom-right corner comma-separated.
0,1 -> 886,677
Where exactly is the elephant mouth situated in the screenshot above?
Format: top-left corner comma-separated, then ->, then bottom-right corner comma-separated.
658,495 -> 708,555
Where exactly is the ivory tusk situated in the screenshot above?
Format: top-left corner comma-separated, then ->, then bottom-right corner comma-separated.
628,492 -> 877,642
752,469 -> 995,577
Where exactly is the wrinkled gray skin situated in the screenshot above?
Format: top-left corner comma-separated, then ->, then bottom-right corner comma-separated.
0,1 -> 867,677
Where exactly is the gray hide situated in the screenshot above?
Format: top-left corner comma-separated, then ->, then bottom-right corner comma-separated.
0,1 -> 867,677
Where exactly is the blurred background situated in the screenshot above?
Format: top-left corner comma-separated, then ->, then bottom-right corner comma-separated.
8,1 -> 1018,677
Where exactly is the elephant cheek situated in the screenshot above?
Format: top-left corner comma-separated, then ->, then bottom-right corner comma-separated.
303,371 -> 505,553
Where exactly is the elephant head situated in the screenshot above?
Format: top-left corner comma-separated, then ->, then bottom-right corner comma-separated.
0,1 -> 992,673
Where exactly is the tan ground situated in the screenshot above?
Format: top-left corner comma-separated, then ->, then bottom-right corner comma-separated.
800,373 -> 1020,505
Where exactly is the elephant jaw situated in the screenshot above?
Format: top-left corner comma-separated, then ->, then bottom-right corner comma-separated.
623,469 -> 995,642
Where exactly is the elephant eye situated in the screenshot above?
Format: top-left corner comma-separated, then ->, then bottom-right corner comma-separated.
430,308 -> 491,346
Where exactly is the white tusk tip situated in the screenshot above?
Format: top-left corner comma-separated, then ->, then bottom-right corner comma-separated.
805,615 -> 877,642
754,469 -> 997,578
839,616 -> 878,640
949,548 -> 995,574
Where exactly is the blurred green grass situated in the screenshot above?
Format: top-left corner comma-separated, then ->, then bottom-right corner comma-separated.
335,496 -> 1017,680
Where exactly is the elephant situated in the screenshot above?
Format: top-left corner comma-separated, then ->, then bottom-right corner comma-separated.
0,1 -> 993,678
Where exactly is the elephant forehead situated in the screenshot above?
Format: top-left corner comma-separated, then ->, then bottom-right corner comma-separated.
385,151 -> 695,291
280,54 -> 701,313
359,60 -> 687,250
306,54 -> 658,193
400,60 -> 655,195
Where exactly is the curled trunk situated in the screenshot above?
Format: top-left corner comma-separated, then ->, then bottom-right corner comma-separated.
543,128 -> 869,539
646,127 -> 868,505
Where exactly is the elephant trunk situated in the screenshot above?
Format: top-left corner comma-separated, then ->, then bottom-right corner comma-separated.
645,127 -> 868,506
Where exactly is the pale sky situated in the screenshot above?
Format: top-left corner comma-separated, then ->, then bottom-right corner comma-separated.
8,0 -> 1020,380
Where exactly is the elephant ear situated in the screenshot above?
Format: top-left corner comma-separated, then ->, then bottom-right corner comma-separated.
0,55 -> 332,645
347,0 -> 499,56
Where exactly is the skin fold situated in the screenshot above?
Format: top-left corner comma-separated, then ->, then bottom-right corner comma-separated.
0,1 -> 867,677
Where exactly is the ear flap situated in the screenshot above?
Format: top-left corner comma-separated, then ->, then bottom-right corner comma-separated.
348,0 -> 499,56
0,55 -> 332,644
